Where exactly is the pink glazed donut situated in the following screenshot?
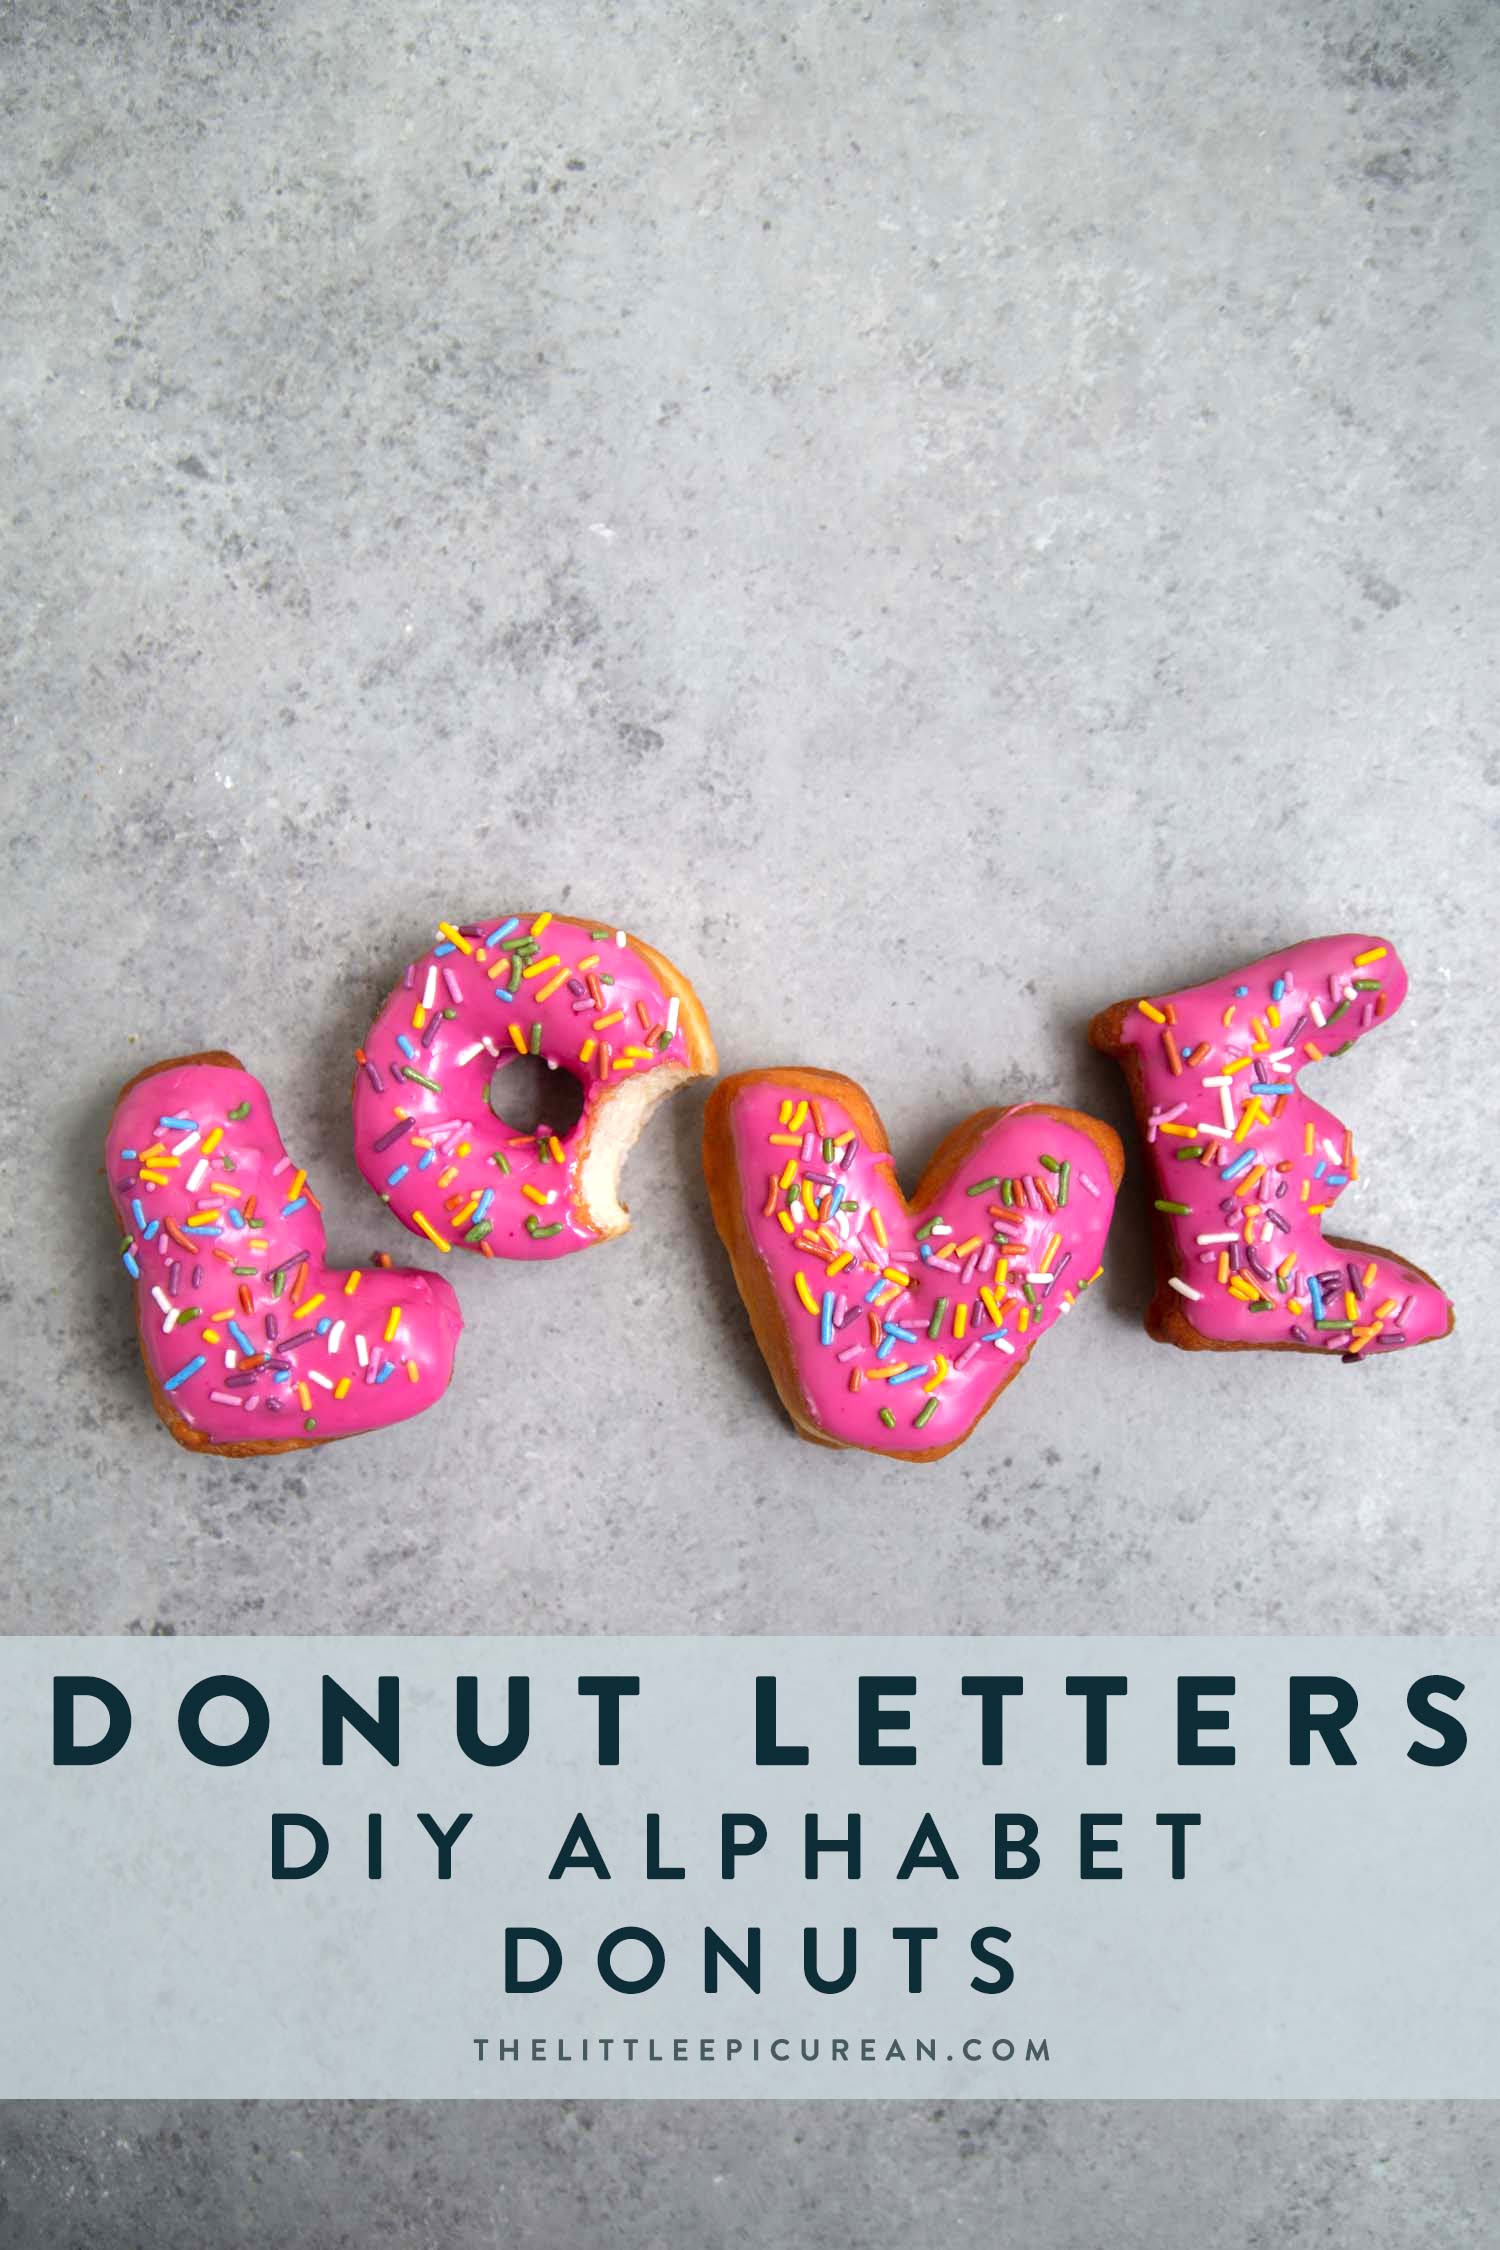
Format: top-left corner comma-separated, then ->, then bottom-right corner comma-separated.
353,912 -> 717,1259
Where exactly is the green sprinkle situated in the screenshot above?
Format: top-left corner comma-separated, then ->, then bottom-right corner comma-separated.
492,1152 -> 512,1174
231,1264 -> 257,1277
1038,1153 -> 1063,1173
529,1022 -> 542,1054
914,1218 -> 940,1241
928,1298 -> 948,1339
590,928 -> 611,939
227,1101 -> 251,1120
527,1218 -> 564,1240
1325,998 -> 1351,1025
1056,1161 -> 1070,1206
1315,1317 -> 1355,1330
878,1407 -> 896,1430
823,1138 -> 836,1161
1022,1280 -> 1039,1309
1155,1199 -> 1192,1215
1173,1145 -> 1206,1161
1001,1180 -> 1017,1206
270,1270 -> 286,1298
914,1398 -> 938,1430
966,1176 -> 1000,1196
466,1219 -> 494,1242
304,1416 -> 317,1432
403,1067 -> 442,1093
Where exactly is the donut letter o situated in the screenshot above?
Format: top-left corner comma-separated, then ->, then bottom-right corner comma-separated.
353,913 -> 717,1258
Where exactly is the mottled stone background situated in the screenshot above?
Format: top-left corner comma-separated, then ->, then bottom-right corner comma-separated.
2,0 -> 1497,2240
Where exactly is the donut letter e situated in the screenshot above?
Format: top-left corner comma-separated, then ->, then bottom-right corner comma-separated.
1089,934 -> 1454,1359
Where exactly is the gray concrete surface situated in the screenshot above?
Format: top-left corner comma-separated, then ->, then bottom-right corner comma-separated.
2,0 -> 1498,2240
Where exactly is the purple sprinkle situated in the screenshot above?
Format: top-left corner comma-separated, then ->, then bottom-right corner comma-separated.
403,963 -> 415,990
1347,1261 -> 1365,1301
374,1117 -> 415,1153
1290,1324 -> 1309,1343
277,1330 -> 319,1353
168,1261 -> 182,1295
363,1059 -> 385,1092
264,1312 -> 279,1341
265,1250 -> 310,1285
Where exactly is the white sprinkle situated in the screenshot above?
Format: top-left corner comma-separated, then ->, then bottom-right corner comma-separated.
666,995 -> 680,1037
328,1320 -> 345,1355
1195,1232 -> 1240,1244
1310,998 -> 1326,1027
186,1158 -> 209,1192
422,965 -> 438,1010
170,1131 -> 200,1157
1169,1277 -> 1203,1300
308,1369 -> 335,1391
151,1286 -> 172,1314
456,1042 -> 486,1066
356,1334 -> 370,1368
615,929 -> 627,947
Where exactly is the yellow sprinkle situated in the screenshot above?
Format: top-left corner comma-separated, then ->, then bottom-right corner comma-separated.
296,1382 -> 312,1411
411,1211 -> 451,1252
777,1210 -> 796,1234
1217,1251 -> 1230,1286
1267,1001 -> 1280,1028
778,1160 -> 798,1191
407,1358 -> 420,1382
769,1131 -> 801,1145
1017,1307 -> 1030,1332
1222,1004 -> 1236,1026
1344,1290 -> 1359,1322
412,1004 -> 427,1029
334,1376 -> 351,1400
826,1250 -> 854,1277
1234,1098 -> 1263,1143
870,1207 -> 888,1249
1304,1123 -> 1316,1155
384,1307 -> 402,1343
202,1327 -> 220,1344
922,1356 -> 949,1392
794,1270 -> 819,1315
1138,1000 -> 1167,1023
523,953 -> 561,980
950,1236 -> 982,1260
437,921 -> 473,953
788,1100 -> 808,1132
1040,1232 -> 1061,1272
530,911 -> 553,935
1353,945 -> 1387,967
953,1302 -> 968,1340
508,1023 -> 529,1054
882,1267 -> 910,1287
1287,1298 -> 1304,1317
979,1285 -> 1005,1326
548,1136 -> 566,1163
580,1037 -> 597,1062
521,1183 -> 553,1206
534,971 -> 569,1003
612,1056 -> 636,1072
290,1293 -> 325,1321
593,1010 -> 626,1030
201,1127 -> 223,1155
578,952 -> 600,970
1363,1263 -> 1378,1288
1224,1055 -> 1253,1076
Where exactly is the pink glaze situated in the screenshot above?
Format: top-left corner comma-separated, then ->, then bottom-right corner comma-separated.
352,913 -> 703,1260
1107,934 -> 1452,1354
727,1082 -> 1118,1455
107,1061 -> 462,1448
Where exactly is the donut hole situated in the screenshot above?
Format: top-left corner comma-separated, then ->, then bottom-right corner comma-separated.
487,1054 -> 587,1140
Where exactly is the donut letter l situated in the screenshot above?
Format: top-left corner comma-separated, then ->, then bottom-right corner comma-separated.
107,1054 -> 463,1455
1089,934 -> 1454,1358
354,913 -> 717,1259
704,1070 -> 1123,1461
